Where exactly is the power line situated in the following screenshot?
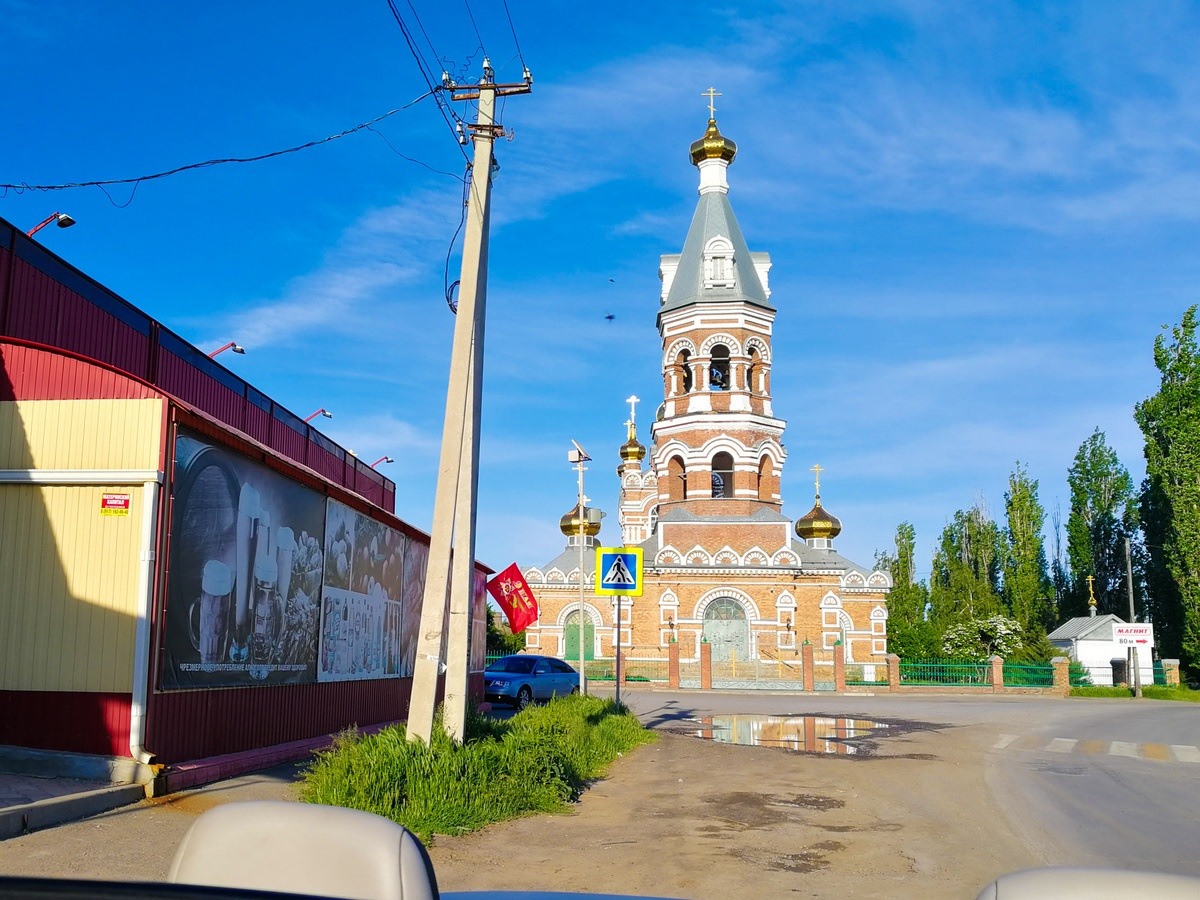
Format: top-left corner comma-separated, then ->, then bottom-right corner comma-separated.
461,0 -> 488,57
500,0 -> 526,69
0,95 -> 437,194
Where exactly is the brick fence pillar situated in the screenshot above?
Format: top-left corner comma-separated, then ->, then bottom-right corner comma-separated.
989,655 -> 1004,694
700,640 -> 712,691
668,640 -> 680,689
802,642 -> 815,692
887,653 -> 901,691
833,643 -> 846,692
1163,659 -> 1181,687
1052,656 -> 1071,698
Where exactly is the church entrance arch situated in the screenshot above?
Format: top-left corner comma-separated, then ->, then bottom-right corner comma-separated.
703,598 -> 749,661
563,609 -> 595,662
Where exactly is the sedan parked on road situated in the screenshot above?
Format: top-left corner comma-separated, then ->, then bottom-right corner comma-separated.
484,654 -> 580,709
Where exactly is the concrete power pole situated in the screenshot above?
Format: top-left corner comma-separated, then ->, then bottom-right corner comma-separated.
408,62 -> 531,746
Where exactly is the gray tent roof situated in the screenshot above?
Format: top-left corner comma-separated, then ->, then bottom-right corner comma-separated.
660,190 -> 772,316
1048,614 -> 1126,641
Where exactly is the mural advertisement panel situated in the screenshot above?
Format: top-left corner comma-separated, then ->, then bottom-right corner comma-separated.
318,499 -> 409,682
161,429 -> 325,689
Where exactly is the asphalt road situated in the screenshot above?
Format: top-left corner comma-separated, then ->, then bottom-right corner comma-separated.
606,686 -> 1200,878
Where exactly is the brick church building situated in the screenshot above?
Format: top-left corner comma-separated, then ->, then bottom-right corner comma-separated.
520,114 -> 890,676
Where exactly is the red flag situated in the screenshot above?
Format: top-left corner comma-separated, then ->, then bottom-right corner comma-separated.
486,563 -> 539,634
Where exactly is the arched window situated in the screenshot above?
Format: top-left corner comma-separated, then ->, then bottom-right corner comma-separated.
678,350 -> 693,394
667,456 -> 686,502
709,344 -> 730,391
757,455 -> 772,501
747,347 -> 759,395
648,505 -> 659,534
712,452 -> 734,499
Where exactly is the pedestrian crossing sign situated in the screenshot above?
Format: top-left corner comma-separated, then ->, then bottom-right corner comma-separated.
595,547 -> 643,596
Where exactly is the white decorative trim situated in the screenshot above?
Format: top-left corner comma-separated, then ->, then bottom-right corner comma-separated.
842,570 -> 867,587
743,336 -> 771,363
555,603 -> 603,628
820,592 -> 843,608
867,570 -> 892,588
693,587 -> 761,621
775,591 -> 796,610
684,546 -> 711,565
771,548 -> 799,566
870,605 -> 888,620
698,332 -> 742,357
663,337 -> 698,363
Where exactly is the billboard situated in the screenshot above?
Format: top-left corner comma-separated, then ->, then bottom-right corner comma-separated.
160,429 -> 487,690
161,430 -> 326,688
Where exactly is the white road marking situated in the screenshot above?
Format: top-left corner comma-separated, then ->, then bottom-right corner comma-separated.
1047,738 -> 1077,753
1109,741 -> 1139,758
993,734 -> 1017,750
1171,745 -> 1200,764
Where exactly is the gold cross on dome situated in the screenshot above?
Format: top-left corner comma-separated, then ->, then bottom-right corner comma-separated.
1086,574 -> 1096,607
703,87 -> 721,118
626,395 -> 640,423
810,463 -> 824,494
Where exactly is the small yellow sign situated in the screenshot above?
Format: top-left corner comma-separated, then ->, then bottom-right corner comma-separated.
101,492 -> 131,516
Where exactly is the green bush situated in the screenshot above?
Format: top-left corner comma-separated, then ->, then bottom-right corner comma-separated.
1070,685 -> 1134,698
1142,685 -> 1200,702
299,696 -> 654,843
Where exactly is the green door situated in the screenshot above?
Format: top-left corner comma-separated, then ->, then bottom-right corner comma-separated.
703,598 -> 748,662
563,610 -> 595,661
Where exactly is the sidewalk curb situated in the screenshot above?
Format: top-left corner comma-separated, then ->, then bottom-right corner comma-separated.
0,783 -> 146,841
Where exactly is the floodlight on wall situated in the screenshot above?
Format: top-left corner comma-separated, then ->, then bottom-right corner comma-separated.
371,456 -> 394,468
304,408 -> 333,423
26,212 -> 76,238
208,342 -> 246,358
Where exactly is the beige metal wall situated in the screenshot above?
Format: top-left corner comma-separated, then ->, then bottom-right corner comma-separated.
0,399 -> 162,469
0,398 -> 163,692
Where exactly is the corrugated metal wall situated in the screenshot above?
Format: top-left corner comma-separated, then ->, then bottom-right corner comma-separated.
0,398 -> 162,470
0,483 -> 143,692
0,220 -> 394,513
0,690 -> 131,756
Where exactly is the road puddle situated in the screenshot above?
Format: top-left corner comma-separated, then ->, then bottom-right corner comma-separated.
691,714 -> 891,755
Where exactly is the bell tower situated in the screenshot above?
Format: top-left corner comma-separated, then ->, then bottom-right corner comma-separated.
647,111 -> 787,524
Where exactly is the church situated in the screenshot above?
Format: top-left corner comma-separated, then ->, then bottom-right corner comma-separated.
519,111 -> 890,679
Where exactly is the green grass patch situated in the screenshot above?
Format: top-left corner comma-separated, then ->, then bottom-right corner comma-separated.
298,696 -> 655,843
1070,684 -> 1200,701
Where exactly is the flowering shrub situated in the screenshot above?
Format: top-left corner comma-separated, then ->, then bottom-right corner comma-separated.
941,615 -> 1024,658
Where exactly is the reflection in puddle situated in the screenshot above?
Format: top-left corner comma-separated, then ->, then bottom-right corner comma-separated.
692,715 -> 890,755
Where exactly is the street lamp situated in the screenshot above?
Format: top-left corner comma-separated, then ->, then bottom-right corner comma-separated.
370,456 -> 394,468
567,441 -> 597,695
208,342 -> 245,359
26,212 -> 76,238
304,408 -> 333,423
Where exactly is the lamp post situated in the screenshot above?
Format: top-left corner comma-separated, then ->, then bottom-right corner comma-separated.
568,441 -> 591,695
208,342 -> 245,359
370,456 -> 394,468
26,212 -> 75,238
304,408 -> 332,423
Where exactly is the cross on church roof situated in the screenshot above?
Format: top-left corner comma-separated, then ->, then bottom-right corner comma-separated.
626,394 -> 640,424
810,463 -> 824,495
703,87 -> 721,118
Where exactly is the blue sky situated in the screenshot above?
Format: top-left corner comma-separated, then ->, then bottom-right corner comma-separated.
3,1 -> 1198,579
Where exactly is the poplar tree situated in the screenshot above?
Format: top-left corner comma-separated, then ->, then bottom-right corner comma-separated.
930,503 -> 1003,626
1135,305 -> 1200,672
1002,463 -> 1053,633
1064,429 -> 1139,619
878,522 -> 937,656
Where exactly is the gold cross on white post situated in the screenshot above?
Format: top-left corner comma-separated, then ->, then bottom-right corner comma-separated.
703,87 -> 721,118
626,394 -> 640,424
810,463 -> 824,495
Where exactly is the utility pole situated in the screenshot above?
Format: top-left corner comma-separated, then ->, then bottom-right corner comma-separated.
569,442 -> 591,697
408,61 -> 531,746
1125,537 -> 1142,698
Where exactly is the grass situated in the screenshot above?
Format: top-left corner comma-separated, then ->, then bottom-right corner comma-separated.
298,695 -> 655,843
1070,684 -> 1200,701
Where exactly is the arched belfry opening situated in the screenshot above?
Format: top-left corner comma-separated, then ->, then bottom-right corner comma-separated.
709,344 -> 730,391
712,452 -> 734,499
667,455 -> 686,502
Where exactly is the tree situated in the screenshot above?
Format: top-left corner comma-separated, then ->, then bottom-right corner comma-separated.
1002,463 -> 1053,633
878,522 -> 939,657
929,502 -> 1003,627
1063,429 -> 1139,620
1135,305 -> 1200,674
941,615 -> 1024,659
486,607 -> 526,656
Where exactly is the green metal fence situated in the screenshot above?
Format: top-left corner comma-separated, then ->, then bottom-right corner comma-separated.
1002,662 -> 1055,687
899,658 -> 991,686
845,663 -> 889,685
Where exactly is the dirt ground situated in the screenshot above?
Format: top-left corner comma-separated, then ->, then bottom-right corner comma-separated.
426,724 -> 1040,898
0,717 -> 1041,898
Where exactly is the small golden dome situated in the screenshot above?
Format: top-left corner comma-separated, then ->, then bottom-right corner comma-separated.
559,504 -> 602,537
794,497 -> 842,541
619,419 -> 646,462
690,118 -> 737,165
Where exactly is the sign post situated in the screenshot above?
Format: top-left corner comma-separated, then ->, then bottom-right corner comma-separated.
595,547 -> 643,709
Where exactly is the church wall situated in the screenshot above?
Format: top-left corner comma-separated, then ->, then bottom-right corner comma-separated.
658,522 -> 790,557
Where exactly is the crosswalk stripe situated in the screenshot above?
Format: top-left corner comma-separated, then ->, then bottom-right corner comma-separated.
993,734 -> 1017,750
1047,738 -> 1077,753
1141,743 -> 1170,762
1110,741 -> 1139,758
1172,745 -> 1200,763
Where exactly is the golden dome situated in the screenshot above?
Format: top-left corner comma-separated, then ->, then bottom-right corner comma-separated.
559,504 -> 602,537
794,497 -> 842,541
619,420 -> 646,462
690,118 -> 737,165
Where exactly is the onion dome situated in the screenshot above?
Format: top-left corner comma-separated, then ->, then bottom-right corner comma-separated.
794,496 -> 842,541
560,504 -> 602,537
619,420 -> 646,463
690,118 -> 737,165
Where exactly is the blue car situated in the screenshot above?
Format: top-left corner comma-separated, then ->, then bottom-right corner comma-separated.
484,654 -> 580,709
